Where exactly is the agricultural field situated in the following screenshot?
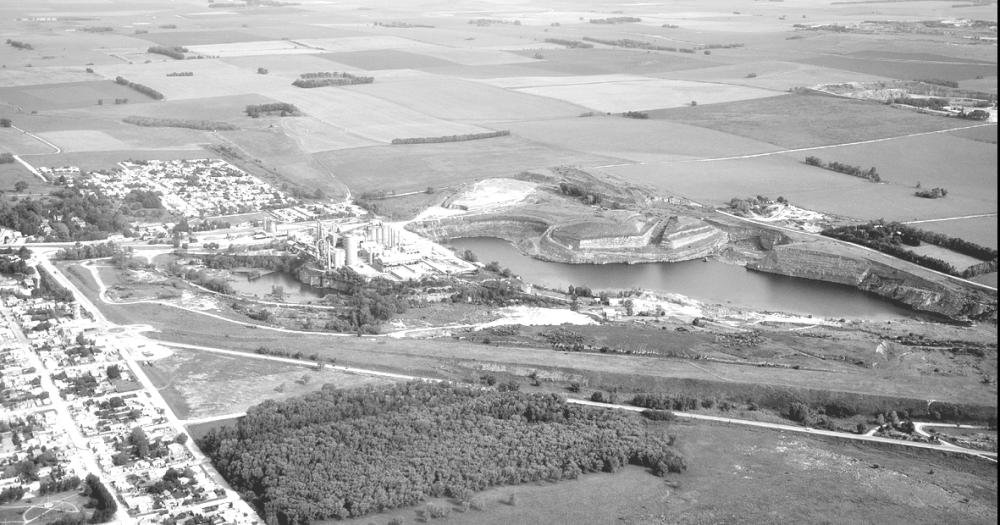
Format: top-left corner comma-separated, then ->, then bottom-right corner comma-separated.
647,93 -> 970,149
515,78 -> 781,113
315,135 -> 622,194
798,52 -> 997,83
0,80 -> 149,111
917,216 -> 999,250
318,49 -> 458,70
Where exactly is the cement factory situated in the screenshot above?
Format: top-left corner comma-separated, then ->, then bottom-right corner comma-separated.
285,219 -> 477,288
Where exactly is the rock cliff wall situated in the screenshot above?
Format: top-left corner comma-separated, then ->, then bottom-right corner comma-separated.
749,243 -> 997,321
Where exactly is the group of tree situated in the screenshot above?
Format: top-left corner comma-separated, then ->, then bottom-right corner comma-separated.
147,46 -> 188,59
822,220 -> 998,277
590,17 -> 642,24
1,118 -> 12,127
245,102 -> 299,118
56,241 -> 120,261
622,111 -> 648,119
543,38 -> 593,48
123,116 -> 236,131
916,78 -> 959,88
199,382 -> 685,524
804,156 -> 881,182
0,186 -> 131,241
114,76 -> 164,100
32,263 -> 74,302
391,130 -> 510,145
83,474 -> 118,523
373,21 -> 435,28
582,36 -> 691,53
292,72 -> 374,88
6,39 -> 32,50
166,71 -> 194,77
0,247 -> 31,275
915,187 -> 948,199
0,153 -> 14,164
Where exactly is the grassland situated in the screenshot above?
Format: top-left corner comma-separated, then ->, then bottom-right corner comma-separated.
141,346 -> 395,420
516,78 -> 782,113
648,93 -> 969,148
0,81 -> 147,111
315,135 -> 622,193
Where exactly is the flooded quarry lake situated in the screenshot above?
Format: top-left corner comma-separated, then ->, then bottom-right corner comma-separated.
449,237 -> 916,320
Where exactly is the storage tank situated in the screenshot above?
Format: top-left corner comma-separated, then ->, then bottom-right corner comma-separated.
344,235 -> 360,266
333,248 -> 346,269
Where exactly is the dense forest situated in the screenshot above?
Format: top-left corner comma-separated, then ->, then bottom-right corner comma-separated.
821,220 -> 998,277
200,382 -> 684,524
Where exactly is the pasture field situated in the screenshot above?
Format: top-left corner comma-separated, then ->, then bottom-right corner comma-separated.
138,29 -> 270,47
336,420 -> 997,525
349,76 -> 588,121
26,148 -> 209,172
797,53 -> 997,82
184,39 -> 325,57
0,80 -> 147,111
315,135 -> 622,194
271,86 -> 488,143
141,346 -> 395,420
960,75 -> 998,94
318,49 -> 459,70
35,129 -> 131,152
63,92 -> 276,124
0,162 -> 43,193
908,244 -> 988,272
605,154 -> 987,222
515,78 -> 782,113
0,127 -> 56,155
649,93 -> 971,148
504,116 -> 781,162
220,53 -> 360,75
279,116 -> 376,152
0,65 -> 98,88
93,59 -> 295,100
511,48 -> 717,76
804,132 -> 997,215
971,273 -> 998,287
916,216 -> 999,250
654,60 -> 891,91
950,125 -> 997,145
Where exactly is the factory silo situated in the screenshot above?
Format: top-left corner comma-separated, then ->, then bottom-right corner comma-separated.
344,235 -> 360,266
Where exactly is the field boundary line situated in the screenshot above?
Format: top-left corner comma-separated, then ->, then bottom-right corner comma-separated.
681,123 -> 994,163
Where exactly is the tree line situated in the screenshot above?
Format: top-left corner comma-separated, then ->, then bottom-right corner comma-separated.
804,156 -> 881,182
147,46 -> 188,59
245,103 -> 299,118
6,39 -> 32,50
391,130 -> 510,144
590,17 -> 642,24
543,38 -> 593,48
821,220 -> 998,278
166,71 -> 194,77
114,76 -> 164,100
291,72 -> 374,88
199,382 -> 685,524
123,116 -> 236,131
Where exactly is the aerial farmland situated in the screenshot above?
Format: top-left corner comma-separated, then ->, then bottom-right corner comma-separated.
0,1 -> 996,524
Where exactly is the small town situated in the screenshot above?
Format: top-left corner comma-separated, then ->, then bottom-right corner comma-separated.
1,247 -> 260,525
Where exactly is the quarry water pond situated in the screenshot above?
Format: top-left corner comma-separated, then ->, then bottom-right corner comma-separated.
448,237 -> 916,320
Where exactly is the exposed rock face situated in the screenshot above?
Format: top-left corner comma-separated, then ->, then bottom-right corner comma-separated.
661,216 -> 729,251
749,243 -> 998,321
406,214 -> 549,243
